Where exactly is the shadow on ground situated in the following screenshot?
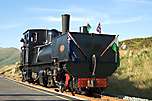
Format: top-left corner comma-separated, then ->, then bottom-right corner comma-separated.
104,76 -> 152,100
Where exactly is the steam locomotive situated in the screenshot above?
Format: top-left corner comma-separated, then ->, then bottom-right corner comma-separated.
20,14 -> 120,94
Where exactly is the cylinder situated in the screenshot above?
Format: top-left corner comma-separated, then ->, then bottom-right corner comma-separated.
80,26 -> 88,33
62,14 -> 70,34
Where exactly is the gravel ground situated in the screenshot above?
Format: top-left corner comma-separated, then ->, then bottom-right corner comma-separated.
123,96 -> 151,101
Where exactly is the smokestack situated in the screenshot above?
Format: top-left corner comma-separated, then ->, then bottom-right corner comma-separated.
62,14 -> 70,33
80,26 -> 89,33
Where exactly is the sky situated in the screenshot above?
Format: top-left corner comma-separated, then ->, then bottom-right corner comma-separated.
0,0 -> 152,48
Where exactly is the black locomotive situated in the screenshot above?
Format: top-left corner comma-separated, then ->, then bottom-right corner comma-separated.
20,14 -> 120,94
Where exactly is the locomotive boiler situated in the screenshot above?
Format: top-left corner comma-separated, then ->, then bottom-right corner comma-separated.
20,14 -> 120,94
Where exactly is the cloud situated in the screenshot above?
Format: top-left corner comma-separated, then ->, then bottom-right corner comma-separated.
28,6 -> 88,13
116,0 -> 152,4
27,6 -> 110,23
28,6 -> 109,20
103,16 -> 143,25
37,16 -> 93,23
27,6 -> 144,27
28,7 -> 69,12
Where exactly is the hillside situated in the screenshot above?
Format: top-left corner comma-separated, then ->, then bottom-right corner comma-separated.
106,36 -> 152,99
0,48 -> 20,68
119,36 -> 152,50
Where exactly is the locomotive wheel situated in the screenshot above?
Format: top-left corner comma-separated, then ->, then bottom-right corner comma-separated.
60,84 -> 65,93
21,69 -> 26,82
43,77 -> 48,87
27,78 -> 34,83
21,75 -> 26,82
40,76 -> 48,87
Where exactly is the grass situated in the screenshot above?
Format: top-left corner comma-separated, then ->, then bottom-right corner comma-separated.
105,37 -> 152,99
0,48 -> 20,68
119,36 -> 152,50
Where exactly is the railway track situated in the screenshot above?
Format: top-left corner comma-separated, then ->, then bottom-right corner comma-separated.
1,75 -> 150,101
3,75 -> 127,101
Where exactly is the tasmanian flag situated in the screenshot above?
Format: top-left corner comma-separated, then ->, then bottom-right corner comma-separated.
96,22 -> 101,33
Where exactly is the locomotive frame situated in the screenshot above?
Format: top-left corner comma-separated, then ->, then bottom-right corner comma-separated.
20,14 -> 120,95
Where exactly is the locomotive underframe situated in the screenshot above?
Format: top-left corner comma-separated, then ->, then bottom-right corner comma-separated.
20,61 -> 108,95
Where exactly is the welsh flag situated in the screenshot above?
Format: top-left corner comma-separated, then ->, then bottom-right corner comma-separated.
112,42 -> 118,52
111,36 -> 120,66
87,23 -> 91,32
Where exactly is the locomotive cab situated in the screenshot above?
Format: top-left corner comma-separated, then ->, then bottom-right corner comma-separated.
22,29 -> 50,46
48,29 -> 61,42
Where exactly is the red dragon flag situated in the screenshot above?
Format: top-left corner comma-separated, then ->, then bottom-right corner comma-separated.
96,22 -> 101,34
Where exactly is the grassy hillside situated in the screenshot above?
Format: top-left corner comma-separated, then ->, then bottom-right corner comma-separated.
119,36 -> 152,50
0,48 -> 20,68
106,37 -> 152,99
